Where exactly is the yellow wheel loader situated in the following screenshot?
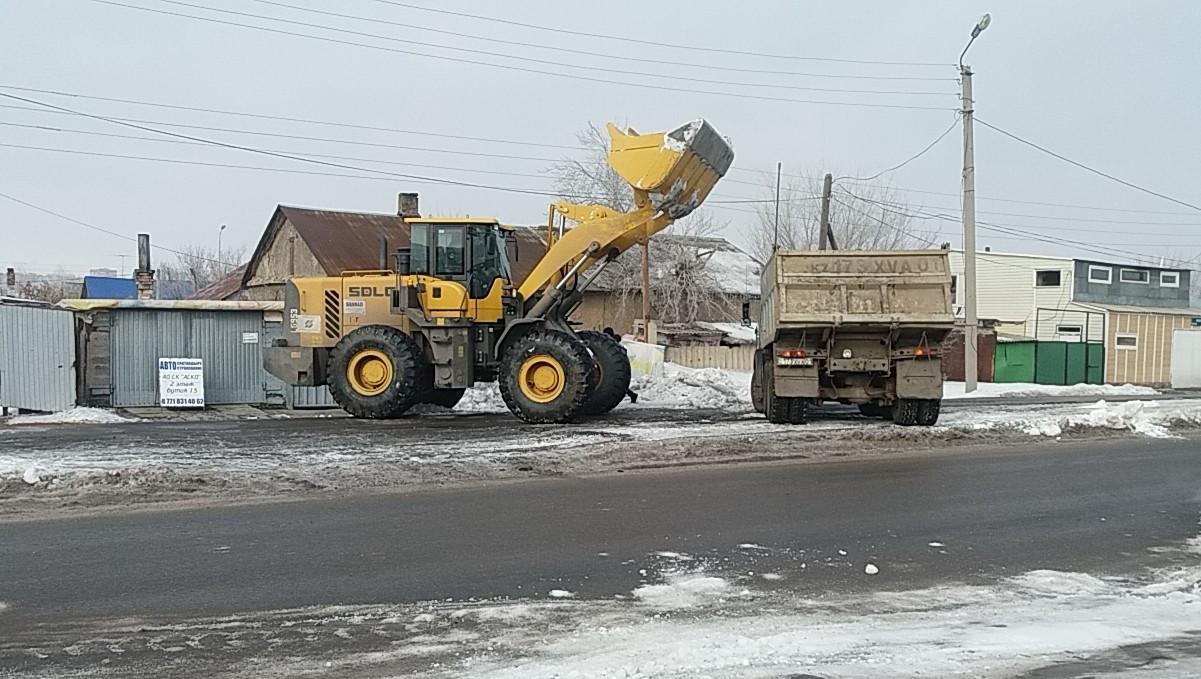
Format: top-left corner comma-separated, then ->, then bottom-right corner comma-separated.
264,119 -> 733,423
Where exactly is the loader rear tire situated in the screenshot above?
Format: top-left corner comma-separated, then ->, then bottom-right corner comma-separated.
499,330 -> 597,424
327,325 -> 424,419
578,330 -> 631,416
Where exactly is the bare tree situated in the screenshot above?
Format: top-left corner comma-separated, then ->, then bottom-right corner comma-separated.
550,123 -> 744,326
158,244 -> 247,290
551,121 -> 633,212
14,279 -> 76,304
747,172 -> 931,263
599,210 -> 743,325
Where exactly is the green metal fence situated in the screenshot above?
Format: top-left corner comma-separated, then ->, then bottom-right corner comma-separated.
994,341 -> 1104,385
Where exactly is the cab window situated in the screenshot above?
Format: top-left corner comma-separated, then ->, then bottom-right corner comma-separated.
434,226 -> 465,277
468,226 -> 511,298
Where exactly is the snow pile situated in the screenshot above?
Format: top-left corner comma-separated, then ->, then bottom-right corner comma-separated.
945,381 -> 1158,400
633,572 -> 732,609
7,407 -> 133,426
453,383 -> 506,413
1027,400 -> 1201,438
630,363 -> 752,410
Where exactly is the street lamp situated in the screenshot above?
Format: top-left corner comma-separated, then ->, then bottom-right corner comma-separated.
218,224 -> 227,270
959,13 -> 989,393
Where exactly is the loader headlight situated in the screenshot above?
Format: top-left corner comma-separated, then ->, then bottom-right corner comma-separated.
842,349 -> 853,359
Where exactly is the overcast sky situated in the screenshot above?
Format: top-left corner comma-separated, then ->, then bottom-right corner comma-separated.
3,1 -> 1200,275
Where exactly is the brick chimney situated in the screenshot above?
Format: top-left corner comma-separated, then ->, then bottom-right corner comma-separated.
397,192 -> 420,218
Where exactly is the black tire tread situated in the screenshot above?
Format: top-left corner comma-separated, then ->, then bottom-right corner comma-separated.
916,399 -> 941,426
891,398 -> 921,426
499,329 -> 597,424
327,325 -> 424,419
577,330 -> 632,416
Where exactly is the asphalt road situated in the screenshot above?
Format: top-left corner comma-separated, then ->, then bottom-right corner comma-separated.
2,435 -> 1199,634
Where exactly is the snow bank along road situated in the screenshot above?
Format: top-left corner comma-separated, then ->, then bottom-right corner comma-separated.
2,436 -> 1201,678
3,388 -> 1201,514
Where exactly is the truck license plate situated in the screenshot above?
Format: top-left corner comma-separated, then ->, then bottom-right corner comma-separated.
776,357 -> 814,366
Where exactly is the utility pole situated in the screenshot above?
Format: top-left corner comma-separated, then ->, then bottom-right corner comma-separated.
961,68 -> 979,392
218,224 -> 227,271
772,162 -> 782,251
818,173 -> 833,251
641,238 -> 654,343
959,13 -> 990,393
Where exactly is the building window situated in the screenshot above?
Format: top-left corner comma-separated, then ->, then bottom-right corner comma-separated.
1115,333 -> 1138,350
1120,268 -> 1149,284
950,275 -> 958,304
1088,265 -> 1112,284
1035,270 -> 1061,287
1161,271 -> 1181,288
1055,325 -> 1083,341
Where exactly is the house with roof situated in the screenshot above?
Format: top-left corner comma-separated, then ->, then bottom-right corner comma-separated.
227,192 -> 758,341
238,193 -> 546,302
948,249 -> 1201,386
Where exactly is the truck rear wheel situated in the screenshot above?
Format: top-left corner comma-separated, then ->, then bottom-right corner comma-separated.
916,399 -> 941,426
499,330 -> 596,424
327,325 -> 424,419
789,398 -> 808,424
751,350 -> 766,414
577,330 -> 631,416
891,398 -> 921,426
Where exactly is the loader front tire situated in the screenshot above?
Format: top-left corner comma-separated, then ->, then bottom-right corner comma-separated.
578,330 -> 632,416
327,326 -> 424,419
499,330 -> 596,424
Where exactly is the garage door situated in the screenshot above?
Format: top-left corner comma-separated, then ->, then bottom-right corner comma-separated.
1170,329 -> 1201,388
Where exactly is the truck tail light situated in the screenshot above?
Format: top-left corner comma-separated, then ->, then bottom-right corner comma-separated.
779,349 -> 806,358
915,346 -> 934,356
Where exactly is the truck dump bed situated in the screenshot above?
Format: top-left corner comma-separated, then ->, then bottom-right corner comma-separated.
760,250 -> 954,342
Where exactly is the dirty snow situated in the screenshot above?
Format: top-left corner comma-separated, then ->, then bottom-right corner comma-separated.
944,381 -> 1158,400
632,572 -> 732,609
939,398 -> 1201,439
864,563 -> 880,575
629,363 -> 752,410
6,407 -> 133,426
547,589 -> 575,599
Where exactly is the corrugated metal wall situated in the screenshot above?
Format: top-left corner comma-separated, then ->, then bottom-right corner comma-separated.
109,310 -> 268,406
0,305 -> 77,411
665,344 -> 755,371
290,385 -> 337,408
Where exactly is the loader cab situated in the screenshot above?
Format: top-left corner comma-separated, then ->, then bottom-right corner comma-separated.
407,218 -> 513,297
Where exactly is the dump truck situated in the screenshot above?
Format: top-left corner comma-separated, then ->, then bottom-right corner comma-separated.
751,250 -> 955,426
265,119 -> 734,423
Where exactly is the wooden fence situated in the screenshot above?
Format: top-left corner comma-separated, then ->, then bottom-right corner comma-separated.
663,344 -> 756,372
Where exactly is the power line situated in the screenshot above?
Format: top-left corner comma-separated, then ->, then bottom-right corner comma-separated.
0,91 -> 570,197
87,1 -> 954,112
834,186 -> 1201,230
248,0 -> 958,83
835,115 -> 960,183
828,195 -> 943,247
368,0 -> 952,68
0,84 -> 580,150
0,192 -> 227,265
155,0 -> 952,98
976,118 -> 1201,213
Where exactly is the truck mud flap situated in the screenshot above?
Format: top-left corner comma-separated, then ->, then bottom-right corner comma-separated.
896,357 -> 943,399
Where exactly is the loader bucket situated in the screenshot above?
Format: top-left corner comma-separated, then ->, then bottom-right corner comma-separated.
606,119 -> 734,219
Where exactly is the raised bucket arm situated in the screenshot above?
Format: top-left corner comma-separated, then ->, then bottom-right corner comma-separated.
517,119 -> 734,309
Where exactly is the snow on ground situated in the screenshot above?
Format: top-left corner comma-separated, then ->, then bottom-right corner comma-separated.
944,380 -> 1158,400
413,562 -> 1201,679
629,363 -> 752,410
5,407 -> 134,426
939,398 -> 1201,439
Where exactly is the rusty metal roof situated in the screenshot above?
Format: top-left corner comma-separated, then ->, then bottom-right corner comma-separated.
243,205 -> 548,288
189,264 -> 248,300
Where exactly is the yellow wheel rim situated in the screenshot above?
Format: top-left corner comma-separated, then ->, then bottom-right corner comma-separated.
518,354 -> 566,404
346,348 -> 393,397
